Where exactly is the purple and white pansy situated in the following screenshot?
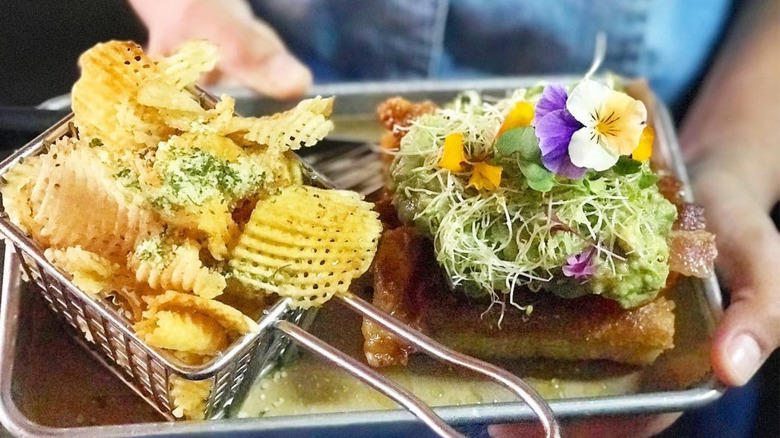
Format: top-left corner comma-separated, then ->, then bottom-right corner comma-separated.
532,80 -> 648,177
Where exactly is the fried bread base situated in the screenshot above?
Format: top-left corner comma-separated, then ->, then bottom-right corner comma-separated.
363,226 -> 676,367
425,291 -> 675,366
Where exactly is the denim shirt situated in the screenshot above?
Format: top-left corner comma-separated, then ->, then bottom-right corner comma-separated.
250,0 -> 732,105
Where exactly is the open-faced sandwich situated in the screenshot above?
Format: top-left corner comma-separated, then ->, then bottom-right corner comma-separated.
364,78 -> 717,368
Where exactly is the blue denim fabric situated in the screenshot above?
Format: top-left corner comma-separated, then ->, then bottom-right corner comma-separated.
251,0 -> 732,104
245,3 -> 757,437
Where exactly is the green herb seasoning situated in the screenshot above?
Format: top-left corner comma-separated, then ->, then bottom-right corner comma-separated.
152,144 -> 266,210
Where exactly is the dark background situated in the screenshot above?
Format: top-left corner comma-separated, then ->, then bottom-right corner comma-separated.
0,1 -> 777,437
0,0 -> 146,106
0,0 -> 145,149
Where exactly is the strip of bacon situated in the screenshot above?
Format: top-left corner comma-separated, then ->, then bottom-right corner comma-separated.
361,226 -> 442,367
376,97 -> 436,141
657,174 -> 685,206
669,230 -> 717,278
662,180 -> 717,277
674,203 -> 707,231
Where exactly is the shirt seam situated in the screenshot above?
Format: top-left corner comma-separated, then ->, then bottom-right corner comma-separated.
427,0 -> 451,77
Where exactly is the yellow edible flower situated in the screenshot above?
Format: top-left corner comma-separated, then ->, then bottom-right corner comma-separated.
468,162 -> 502,191
632,126 -> 655,161
438,133 -> 467,172
497,101 -> 534,138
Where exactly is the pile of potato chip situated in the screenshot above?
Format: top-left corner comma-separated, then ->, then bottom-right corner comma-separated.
0,40 -> 382,419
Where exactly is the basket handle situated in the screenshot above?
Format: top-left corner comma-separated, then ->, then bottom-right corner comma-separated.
273,293 -> 561,438
274,319 -> 466,438
339,293 -> 561,438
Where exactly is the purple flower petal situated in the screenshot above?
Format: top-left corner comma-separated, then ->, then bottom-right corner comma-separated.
534,84 -> 569,123
535,109 -> 580,155
530,83 -> 587,179
543,151 -> 587,179
534,108 -> 586,178
562,247 -> 598,280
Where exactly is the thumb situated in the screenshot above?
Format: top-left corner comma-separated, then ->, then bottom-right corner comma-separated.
694,168 -> 780,386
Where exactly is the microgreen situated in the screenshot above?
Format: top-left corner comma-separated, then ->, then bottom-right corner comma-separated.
494,126 -> 556,192
390,91 -> 676,310
613,156 -> 643,175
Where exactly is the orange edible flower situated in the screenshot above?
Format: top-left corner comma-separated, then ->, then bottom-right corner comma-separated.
497,101 -> 535,138
632,125 -> 655,161
468,162 -> 502,191
438,133 -> 467,172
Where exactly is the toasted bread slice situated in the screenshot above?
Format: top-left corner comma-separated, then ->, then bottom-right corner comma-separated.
363,226 -> 676,367
424,292 -> 675,366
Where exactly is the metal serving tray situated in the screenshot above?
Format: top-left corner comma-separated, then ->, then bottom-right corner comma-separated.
0,77 -> 724,437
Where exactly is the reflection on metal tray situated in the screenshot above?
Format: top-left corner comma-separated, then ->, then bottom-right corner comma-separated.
1,77 -> 724,437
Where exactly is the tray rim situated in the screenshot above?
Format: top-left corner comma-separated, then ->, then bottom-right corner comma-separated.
1,77 -> 726,437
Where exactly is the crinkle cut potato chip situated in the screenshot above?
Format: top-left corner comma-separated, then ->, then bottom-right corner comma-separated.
44,246 -> 119,297
158,40 -> 220,90
230,186 -> 383,309
135,309 -> 229,355
137,79 -> 204,113
44,246 -> 152,321
1,153 -> 44,239
30,145 -> 164,261
164,197 -> 238,261
170,375 -> 213,420
227,96 -> 335,151
131,237 -> 227,299
72,40 -> 173,150
144,290 -> 257,335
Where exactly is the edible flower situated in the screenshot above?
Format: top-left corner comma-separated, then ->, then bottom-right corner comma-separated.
566,79 -> 647,171
562,247 -> 598,280
438,133 -> 467,172
533,84 -> 586,179
468,162 -> 502,191
632,125 -> 655,161
497,101 -> 534,138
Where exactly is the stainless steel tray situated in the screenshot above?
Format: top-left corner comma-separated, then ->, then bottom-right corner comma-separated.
1,77 -> 725,437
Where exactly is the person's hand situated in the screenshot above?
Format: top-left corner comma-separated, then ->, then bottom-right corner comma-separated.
687,131 -> 780,388
690,102 -> 780,390
680,0 -> 780,388
129,0 -> 312,99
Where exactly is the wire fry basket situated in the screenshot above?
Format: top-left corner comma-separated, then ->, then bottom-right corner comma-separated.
0,111 -> 317,420
0,89 -> 560,438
